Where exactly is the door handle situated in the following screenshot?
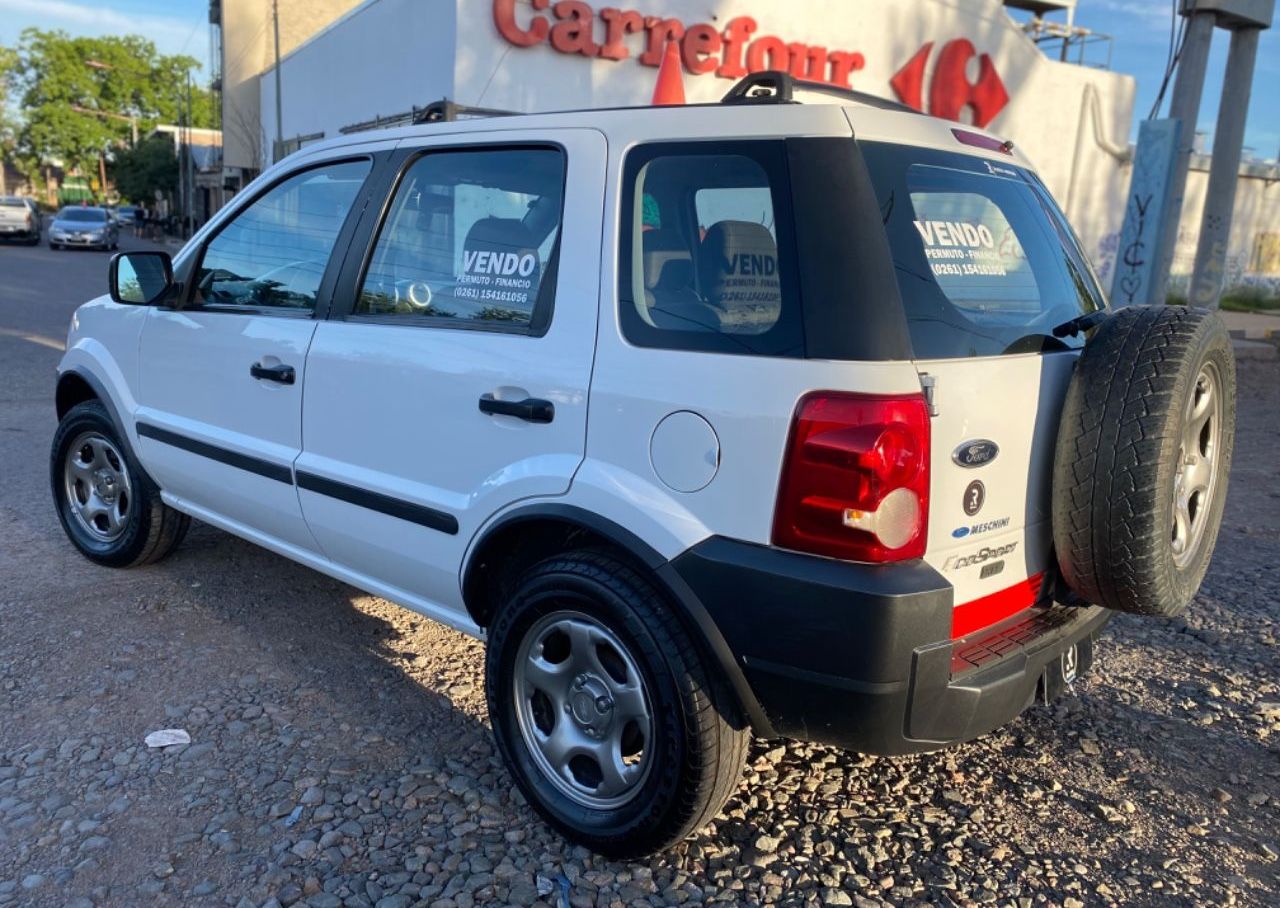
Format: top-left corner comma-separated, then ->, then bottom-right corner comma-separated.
249,362 -> 296,385
478,393 -> 554,424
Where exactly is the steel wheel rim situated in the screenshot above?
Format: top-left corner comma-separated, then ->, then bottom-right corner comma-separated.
62,432 -> 133,543
512,609 -> 654,810
1171,362 -> 1222,569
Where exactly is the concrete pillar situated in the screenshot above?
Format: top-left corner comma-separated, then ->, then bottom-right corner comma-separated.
1189,27 -> 1262,307
1149,10 -> 1217,306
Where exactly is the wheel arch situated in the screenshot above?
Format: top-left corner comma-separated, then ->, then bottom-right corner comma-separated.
463,503 -> 774,736
55,367 -> 159,490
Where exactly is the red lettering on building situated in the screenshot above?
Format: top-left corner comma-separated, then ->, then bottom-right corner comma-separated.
891,39 -> 1009,128
493,0 -> 550,47
549,1 -> 600,57
491,0 -> 866,89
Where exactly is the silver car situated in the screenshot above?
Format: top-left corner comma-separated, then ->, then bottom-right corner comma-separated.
49,206 -> 119,251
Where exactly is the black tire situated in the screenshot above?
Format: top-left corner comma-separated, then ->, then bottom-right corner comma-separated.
51,400 -> 190,568
1052,305 -> 1235,616
49,242 -> 59,250
485,549 -> 748,858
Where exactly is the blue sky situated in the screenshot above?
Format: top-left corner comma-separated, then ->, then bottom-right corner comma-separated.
1,0 -> 1275,158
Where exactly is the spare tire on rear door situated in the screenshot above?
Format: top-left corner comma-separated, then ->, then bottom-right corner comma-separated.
1052,304 -> 1235,617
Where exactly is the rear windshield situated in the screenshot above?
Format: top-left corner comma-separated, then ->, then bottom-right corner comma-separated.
58,208 -> 107,223
0,198 -> 24,207
860,142 -> 1103,359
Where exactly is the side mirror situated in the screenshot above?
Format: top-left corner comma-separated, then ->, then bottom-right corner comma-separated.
109,251 -> 174,305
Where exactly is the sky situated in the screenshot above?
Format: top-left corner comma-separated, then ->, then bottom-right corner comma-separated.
0,0 -> 1276,159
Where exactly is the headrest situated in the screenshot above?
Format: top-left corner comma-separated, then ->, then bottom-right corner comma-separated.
460,217 -> 541,311
697,221 -> 782,330
641,230 -> 691,290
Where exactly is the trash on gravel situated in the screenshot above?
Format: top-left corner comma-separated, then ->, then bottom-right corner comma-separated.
535,874 -> 573,908
283,805 -> 304,827
143,728 -> 191,748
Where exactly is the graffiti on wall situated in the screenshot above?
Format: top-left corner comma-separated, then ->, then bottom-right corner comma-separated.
1110,119 -> 1180,306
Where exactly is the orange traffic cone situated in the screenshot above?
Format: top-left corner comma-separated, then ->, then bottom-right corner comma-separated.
651,39 -> 686,106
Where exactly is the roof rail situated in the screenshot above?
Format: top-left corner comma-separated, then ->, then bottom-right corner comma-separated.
721,71 -> 922,115
412,99 -> 518,125
340,98 -> 516,135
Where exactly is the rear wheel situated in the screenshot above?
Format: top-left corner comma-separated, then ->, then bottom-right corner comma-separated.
1052,305 -> 1235,616
485,550 -> 747,858
51,400 -> 190,567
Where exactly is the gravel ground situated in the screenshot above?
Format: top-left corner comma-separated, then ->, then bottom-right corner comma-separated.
0,358 -> 1277,908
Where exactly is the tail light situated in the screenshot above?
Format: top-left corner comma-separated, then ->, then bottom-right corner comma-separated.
773,392 -> 930,563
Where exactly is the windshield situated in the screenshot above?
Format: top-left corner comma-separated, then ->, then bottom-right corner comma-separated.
1,198 -> 25,207
58,208 -> 107,223
860,141 -> 1103,359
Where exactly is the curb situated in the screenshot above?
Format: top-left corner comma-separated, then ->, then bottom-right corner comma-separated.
1231,338 -> 1278,361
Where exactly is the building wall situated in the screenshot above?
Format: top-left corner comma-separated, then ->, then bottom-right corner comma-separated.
1171,160 -> 1280,290
260,0 -> 457,150
220,0 -> 367,172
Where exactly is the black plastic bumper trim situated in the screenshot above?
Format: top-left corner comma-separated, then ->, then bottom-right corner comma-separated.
296,471 -> 459,536
742,655 -> 909,696
136,422 -> 294,485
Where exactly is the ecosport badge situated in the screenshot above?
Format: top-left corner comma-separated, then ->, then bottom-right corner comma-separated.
953,439 -> 999,468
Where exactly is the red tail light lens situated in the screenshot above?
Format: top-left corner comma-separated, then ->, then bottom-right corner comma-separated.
773,392 -> 931,562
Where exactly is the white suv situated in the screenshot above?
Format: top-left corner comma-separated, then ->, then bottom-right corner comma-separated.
52,74 -> 1235,857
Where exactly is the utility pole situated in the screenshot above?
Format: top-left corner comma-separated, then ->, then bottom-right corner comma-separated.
1138,0 -> 1274,308
272,0 -> 283,164
1189,23 -> 1264,305
1146,5 -> 1216,308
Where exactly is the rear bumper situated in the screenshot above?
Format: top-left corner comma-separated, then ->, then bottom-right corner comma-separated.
670,537 -> 1110,755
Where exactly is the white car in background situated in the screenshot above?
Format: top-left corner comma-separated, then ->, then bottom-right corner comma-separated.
48,73 -> 1235,858
0,195 -> 41,245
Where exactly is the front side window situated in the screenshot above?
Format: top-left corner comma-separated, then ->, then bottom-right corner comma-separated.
618,142 -> 803,356
355,147 -> 565,331
194,159 -> 370,311
860,142 -> 1103,359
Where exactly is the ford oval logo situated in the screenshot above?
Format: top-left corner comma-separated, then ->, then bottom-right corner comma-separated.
953,439 -> 999,468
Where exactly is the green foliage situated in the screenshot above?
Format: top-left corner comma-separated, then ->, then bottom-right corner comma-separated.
110,134 -> 177,205
6,28 -> 216,179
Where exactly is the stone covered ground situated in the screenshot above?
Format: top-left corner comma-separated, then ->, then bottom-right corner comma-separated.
1,362 -> 1277,908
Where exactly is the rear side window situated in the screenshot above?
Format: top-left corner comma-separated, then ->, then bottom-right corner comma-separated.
619,142 -> 803,356
860,142 -> 1102,359
356,147 -> 565,332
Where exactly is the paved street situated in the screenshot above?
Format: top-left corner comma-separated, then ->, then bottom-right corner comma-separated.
1,234 -> 1278,907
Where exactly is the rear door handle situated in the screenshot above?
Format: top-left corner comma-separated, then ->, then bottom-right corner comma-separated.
478,393 -> 554,424
250,362 -> 296,385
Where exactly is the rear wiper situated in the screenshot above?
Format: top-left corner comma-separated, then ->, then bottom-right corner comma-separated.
1052,309 -> 1110,339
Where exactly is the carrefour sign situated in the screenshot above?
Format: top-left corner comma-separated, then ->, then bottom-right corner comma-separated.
492,0 -> 1011,127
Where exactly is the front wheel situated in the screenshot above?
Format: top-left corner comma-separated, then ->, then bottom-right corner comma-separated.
485,550 -> 748,858
51,400 -> 190,567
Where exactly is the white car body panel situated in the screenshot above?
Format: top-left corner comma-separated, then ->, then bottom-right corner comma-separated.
135,311 -> 321,552
920,351 -> 1078,606
296,128 -> 607,615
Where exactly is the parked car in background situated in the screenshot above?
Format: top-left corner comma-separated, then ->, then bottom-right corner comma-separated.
116,206 -> 140,226
0,195 -> 42,245
49,207 -> 119,251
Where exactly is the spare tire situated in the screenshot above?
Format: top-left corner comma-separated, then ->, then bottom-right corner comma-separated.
1052,305 -> 1235,616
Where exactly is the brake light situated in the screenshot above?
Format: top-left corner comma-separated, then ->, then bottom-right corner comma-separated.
773,392 -> 930,563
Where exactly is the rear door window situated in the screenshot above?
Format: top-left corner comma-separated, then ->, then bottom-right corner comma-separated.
860,142 -> 1103,359
355,147 -> 565,332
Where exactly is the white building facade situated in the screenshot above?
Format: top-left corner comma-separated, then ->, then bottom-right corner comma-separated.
257,0 -> 1278,292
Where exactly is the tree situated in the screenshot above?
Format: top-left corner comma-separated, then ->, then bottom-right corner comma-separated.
8,29 -> 216,183
110,134 -> 177,205
0,45 -> 16,193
